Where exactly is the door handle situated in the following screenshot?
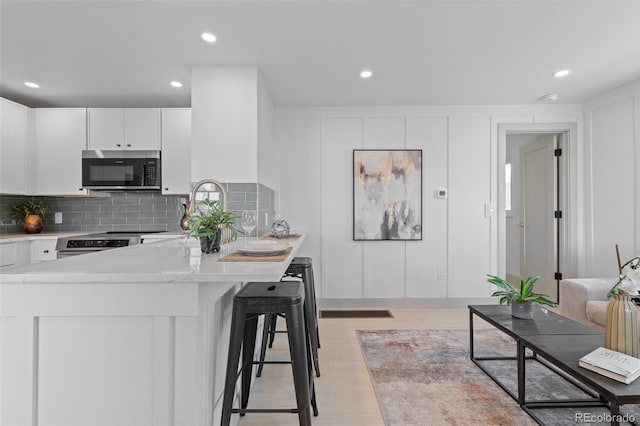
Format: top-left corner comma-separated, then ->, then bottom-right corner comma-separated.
517,222 -> 525,228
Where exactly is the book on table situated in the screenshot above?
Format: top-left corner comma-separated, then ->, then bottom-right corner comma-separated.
579,347 -> 640,384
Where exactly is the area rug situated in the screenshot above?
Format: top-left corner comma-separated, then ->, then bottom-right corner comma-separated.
357,329 -> 640,426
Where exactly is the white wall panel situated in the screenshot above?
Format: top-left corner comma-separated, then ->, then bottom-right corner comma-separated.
589,97 -> 636,275
362,117 -> 407,297
448,117 -> 492,298
323,118 -> 364,298
277,118 -> 323,297
406,117 -> 448,297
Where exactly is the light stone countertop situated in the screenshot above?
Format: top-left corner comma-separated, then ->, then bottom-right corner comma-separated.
0,232 -> 89,243
0,234 -> 305,284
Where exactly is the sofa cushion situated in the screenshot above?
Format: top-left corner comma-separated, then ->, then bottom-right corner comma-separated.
585,301 -> 608,327
585,300 -> 640,328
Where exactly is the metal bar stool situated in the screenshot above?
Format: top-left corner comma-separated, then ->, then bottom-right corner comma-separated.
220,281 -> 318,426
257,257 -> 321,377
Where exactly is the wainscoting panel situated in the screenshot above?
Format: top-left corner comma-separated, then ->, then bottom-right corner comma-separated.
322,118 -> 365,298
405,116 -> 449,298
447,116 -> 492,298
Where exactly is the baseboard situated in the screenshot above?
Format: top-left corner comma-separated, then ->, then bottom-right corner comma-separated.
316,298 -> 498,310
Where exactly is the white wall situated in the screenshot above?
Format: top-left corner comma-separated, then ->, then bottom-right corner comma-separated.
191,66 -> 258,183
583,78 -> 640,276
257,71 -> 277,190
276,105 -> 582,305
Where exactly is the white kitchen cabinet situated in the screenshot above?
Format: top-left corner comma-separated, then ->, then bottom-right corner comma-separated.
0,241 -> 31,271
0,98 -> 33,195
161,108 -> 191,194
88,108 -> 160,151
35,108 -> 88,195
31,238 -> 58,263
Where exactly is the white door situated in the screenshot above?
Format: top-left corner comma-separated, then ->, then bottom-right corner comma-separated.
519,135 -> 558,302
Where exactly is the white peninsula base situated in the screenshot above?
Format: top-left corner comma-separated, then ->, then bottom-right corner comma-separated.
1,236 -> 304,426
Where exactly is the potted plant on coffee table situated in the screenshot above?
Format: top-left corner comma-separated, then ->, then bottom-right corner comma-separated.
10,199 -> 48,234
486,274 -> 557,319
187,198 -> 239,253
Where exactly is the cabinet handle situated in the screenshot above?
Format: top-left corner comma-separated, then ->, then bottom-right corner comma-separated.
164,187 -> 169,191
116,144 -> 122,148
127,144 -> 132,148
43,250 -> 49,253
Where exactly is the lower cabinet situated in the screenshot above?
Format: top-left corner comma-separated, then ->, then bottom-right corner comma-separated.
31,239 -> 58,263
0,238 -> 58,271
0,241 -> 31,271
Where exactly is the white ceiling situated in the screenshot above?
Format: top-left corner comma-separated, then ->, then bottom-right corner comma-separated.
1,0 -> 639,108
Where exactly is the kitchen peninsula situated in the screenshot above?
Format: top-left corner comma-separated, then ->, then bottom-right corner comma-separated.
0,234 -> 306,426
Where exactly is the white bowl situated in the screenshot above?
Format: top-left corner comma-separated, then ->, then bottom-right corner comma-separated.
248,240 -> 281,250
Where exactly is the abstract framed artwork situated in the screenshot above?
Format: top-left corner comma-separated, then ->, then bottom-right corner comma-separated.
353,149 -> 422,241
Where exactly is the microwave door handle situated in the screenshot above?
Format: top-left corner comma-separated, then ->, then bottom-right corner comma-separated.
142,165 -> 147,186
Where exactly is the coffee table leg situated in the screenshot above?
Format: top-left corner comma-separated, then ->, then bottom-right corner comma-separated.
610,402 -> 620,426
469,310 -> 475,360
517,340 -> 525,406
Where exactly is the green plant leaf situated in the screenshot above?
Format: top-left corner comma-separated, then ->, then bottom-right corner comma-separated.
486,273 -> 556,307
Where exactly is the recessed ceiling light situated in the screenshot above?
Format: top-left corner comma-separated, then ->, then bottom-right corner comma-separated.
552,69 -> 571,78
539,93 -> 559,101
170,81 -> 183,88
201,33 -> 217,43
360,70 -> 373,79
24,81 -> 39,88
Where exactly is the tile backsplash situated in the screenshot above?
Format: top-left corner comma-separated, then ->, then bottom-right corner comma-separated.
0,182 -> 275,235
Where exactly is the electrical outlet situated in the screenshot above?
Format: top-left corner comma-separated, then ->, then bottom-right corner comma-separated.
54,212 -> 63,224
437,269 -> 446,280
264,212 -> 268,226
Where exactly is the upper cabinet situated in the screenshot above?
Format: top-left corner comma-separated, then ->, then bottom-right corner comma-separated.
88,108 -> 160,151
35,108 -> 88,195
161,108 -> 191,195
0,98 -> 33,194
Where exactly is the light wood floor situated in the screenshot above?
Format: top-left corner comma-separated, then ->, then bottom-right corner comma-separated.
236,308 -> 494,426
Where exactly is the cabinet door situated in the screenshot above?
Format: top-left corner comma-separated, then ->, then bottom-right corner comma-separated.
88,108 -> 124,150
0,241 -> 30,271
161,108 -> 191,194
31,239 -> 58,263
0,98 -> 32,194
125,108 -> 161,150
35,109 -> 87,195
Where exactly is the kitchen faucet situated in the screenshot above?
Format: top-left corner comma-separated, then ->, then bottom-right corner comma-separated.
187,179 -> 227,214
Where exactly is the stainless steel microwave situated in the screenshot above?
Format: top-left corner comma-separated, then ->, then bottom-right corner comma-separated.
81,150 -> 161,190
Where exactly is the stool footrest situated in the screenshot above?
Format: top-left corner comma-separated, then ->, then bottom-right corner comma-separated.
232,408 -> 299,414
252,360 -> 291,365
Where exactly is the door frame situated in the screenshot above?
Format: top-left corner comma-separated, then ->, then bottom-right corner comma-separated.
497,122 -> 578,298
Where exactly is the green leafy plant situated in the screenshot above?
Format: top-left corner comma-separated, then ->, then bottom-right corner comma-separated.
10,199 -> 48,220
187,199 -> 239,249
486,274 -> 557,307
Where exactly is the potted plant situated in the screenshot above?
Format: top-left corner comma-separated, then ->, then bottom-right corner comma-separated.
10,199 -> 48,234
187,198 -> 239,253
486,274 -> 557,319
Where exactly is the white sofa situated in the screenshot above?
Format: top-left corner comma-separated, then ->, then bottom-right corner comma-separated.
558,278 -> 618,331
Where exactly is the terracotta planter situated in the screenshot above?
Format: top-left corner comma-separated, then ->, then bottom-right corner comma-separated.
23,214 -> 44,234
605,293 -> 639,357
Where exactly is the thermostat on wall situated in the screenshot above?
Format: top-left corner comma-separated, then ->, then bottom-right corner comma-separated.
435,188 -> 447,199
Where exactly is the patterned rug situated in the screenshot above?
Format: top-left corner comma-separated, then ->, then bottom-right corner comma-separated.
356,329 -> 640,426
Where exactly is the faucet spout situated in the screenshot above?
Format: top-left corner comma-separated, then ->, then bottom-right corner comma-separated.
187,179 -> 227,214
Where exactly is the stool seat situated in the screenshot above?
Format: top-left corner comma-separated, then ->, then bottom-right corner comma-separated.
221,281 -> 317,426
236,282 -> 303,307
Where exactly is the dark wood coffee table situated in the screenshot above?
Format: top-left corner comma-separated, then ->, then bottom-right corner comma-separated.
469,305 -> 640,426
